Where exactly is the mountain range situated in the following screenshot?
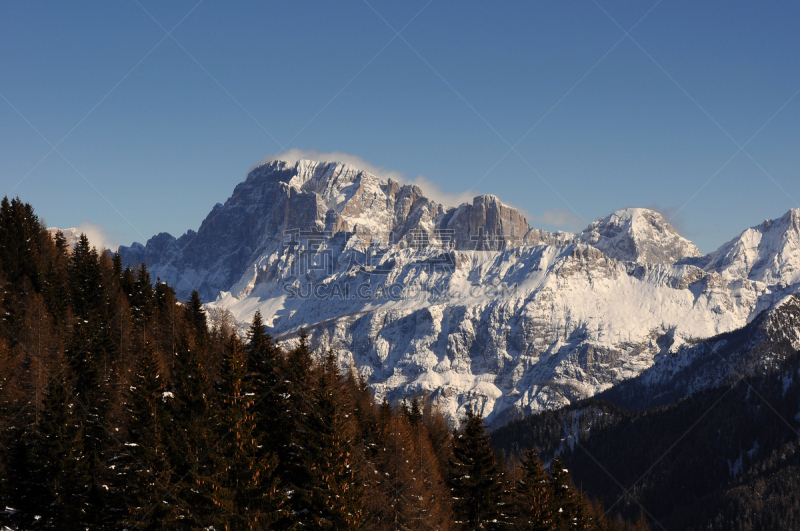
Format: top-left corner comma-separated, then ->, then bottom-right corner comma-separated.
117,159 -> 800,426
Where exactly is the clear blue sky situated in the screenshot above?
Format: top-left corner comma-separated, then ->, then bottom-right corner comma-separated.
2,0 -> 799,253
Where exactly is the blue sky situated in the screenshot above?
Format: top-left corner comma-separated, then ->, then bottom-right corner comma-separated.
2,0 -> 799,253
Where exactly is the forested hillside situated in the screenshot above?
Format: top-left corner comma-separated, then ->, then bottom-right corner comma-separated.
492,332 -> 800,530
0,197 -> 641,530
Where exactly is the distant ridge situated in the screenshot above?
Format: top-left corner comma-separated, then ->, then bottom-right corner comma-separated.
117,159 -> 800,426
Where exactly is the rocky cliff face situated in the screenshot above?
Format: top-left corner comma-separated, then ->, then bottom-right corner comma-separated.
118,160 -> 800,427
119,160 -> 562,299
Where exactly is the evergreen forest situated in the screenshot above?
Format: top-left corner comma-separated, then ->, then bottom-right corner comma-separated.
0,197 -> 645,529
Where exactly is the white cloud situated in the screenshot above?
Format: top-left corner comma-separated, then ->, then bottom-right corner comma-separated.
255,149 -> 403,181
534,208 -> 585,231
257,149 -> 472,208
645,203 -> 689,236
402,174 -> 474,208
70,221 -> 120,251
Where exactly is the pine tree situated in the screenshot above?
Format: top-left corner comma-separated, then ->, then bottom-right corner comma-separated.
244,312 -> 293,491
66,234 -> 119,524
448,407 -> 506,530
345,367 -> 378,451
41,229 -> 70,324
514,448 -> 555,531
28,374 -> 92,530
378,396 -> 393,432
131,264 -> 155,347
280,328 -> 317,518
152,280 -> 180,378
0,197 -> 44,300
407,410 -> 452,531
165,335 -> 212,525
122,344 -> 176,530
408,395 -> 423,427
286,328 -> 313,385
298,349 -> 365,529
372,405 -> 451,530
184,289 -> 208,350
373,409 -> 418,528
191,334 -> 286,529
111,252 -> 123,279
120,266 -> 136,301
245,311 -> 286,436
548,455 -> 591,530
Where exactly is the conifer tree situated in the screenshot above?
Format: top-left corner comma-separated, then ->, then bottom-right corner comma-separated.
0,197 -> 43,300
448,407 -> 506,530
378,396 -> 392,432
299,349 -> 365,529
42,229 -> 70,324
287,328 -> 313,385
423,399 -> 453,465
191,334 -> 286,529
548,455 -> 590,530
122,344 -> 176,529
68,235 -> 104,325
373,409 -> 417,528
131,264 -> 155,346
408,395 -> 423,426
244,312 -> 292,483
66,234 -> 119,522
120,266 -> 136,301
111,252 -> 123,278
1,431 -> 34,529
373,406 -> 451,530
29,375 -> 91,530
153,280 -> 180,376
184,289 -> 208,349
344,367 -> 376,442
407,408 -> 452,530
281,328 -> 316,514
165,335 -> 212,524
245,311 -> 284,422
514,448 -> 554,531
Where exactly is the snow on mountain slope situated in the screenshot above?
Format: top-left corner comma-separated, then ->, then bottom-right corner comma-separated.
118,160 -> 564,301
579,208 -> 701,264
705,208 -> 800,287
118,160 -> 800,427
595,293 -> 800,411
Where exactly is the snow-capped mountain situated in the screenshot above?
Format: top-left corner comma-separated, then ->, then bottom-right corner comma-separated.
118,160 -> 800,426
704,208 -> 800,286
118,160 -> 574,302
578,207 -> 701,264
47,226 -> 115,251
47,227 -> 83,247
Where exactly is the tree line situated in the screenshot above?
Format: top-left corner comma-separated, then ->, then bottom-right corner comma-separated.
0,196 -> 645,530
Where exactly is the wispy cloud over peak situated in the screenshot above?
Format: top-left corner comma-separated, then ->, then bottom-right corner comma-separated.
258,149 -> 471,208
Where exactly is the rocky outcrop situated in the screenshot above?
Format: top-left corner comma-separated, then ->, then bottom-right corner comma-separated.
119,160 -> 554,299
118,160 -> 800,427
705,208 -> 800,286
442,195 -> 533,250
579,208 -> 701,265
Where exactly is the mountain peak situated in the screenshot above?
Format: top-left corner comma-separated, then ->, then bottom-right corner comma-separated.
707,207 -> 800,285
117,156 -> 800,429
579,207 -> 701,264
763,207 -> 800,231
